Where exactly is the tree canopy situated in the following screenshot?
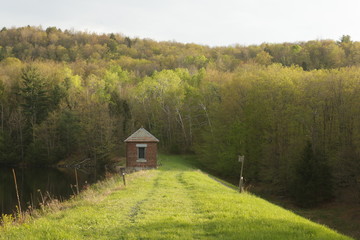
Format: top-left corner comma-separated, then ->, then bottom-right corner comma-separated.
0,26 -> 360,206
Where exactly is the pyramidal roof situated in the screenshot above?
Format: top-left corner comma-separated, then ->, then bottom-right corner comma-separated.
124,128 -> 159,142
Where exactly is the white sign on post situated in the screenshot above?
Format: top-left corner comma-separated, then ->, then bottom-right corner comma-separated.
238,155 -> 244,163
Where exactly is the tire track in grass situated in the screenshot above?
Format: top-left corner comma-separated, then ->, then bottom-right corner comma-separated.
128,172 -> 161,223
176,172 -> 210,216
176,170 -> 221,239
89,170 -> 164,239
123,169 -> 207,239
174,171 -> 209,239
128,199 -> 147,223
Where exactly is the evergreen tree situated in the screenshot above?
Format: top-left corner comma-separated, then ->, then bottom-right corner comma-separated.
20,66 -> 49,126
19,66 -> 52,162
291,141 -> 333,207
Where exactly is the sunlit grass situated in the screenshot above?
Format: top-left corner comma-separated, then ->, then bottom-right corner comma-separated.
0,155 -> 353,240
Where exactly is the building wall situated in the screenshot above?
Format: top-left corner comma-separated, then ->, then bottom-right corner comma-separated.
126,142 -> 157,168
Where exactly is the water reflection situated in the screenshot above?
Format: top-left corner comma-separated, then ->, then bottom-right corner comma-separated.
0,167 -> 105,215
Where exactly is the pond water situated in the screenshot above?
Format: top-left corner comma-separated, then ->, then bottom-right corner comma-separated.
0,166 -> 105,216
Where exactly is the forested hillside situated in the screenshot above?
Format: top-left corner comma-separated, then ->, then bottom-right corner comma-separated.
1,26 -> 360,206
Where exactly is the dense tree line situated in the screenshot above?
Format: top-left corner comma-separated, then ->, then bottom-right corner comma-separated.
1,26 -> 360,206
195,65 -> 360,206
1,26 -> 360,72
0,59 -> 132,165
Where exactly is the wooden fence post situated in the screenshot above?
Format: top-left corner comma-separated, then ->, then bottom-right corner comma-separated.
120,168 -> 126,186
12,169 -> 22,215
75,168 -> 79,195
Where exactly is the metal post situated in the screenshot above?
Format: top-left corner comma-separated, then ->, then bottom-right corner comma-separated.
238,155 -> 245,193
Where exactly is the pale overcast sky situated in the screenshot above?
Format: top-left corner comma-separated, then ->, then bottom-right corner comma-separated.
1,0 -> 359,46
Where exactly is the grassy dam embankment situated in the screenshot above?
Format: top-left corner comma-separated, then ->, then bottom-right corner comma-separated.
0,155 -> 353,240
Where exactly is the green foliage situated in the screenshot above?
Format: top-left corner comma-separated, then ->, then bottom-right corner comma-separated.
291,142 -> 333,207
254,50 -> 273,65
340,35 -> 351,44
132,68 -> 195,151
57,111 -> 80,154
0,26 -> 359,207
194,65 -> 360,205
20,66 -> 50,125
1,26 -> 360,70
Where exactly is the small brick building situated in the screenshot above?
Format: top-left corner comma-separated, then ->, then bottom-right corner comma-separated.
124,128 -> 159,170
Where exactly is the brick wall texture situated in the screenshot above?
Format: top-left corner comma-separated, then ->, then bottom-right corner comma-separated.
126,142 -> 157,167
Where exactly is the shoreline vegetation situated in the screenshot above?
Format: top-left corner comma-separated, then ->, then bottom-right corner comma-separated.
0,156 -> 353,240
1,167 -> 122,233
0,158 -> 118,217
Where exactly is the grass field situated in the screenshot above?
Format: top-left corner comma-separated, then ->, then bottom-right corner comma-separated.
0,155 -> 353,240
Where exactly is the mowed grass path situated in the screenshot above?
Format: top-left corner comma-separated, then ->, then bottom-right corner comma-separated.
0,155 -> 353,240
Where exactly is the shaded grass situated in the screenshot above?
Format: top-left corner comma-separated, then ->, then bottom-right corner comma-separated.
0,155 -> 353,240
249,182 -> 360,240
